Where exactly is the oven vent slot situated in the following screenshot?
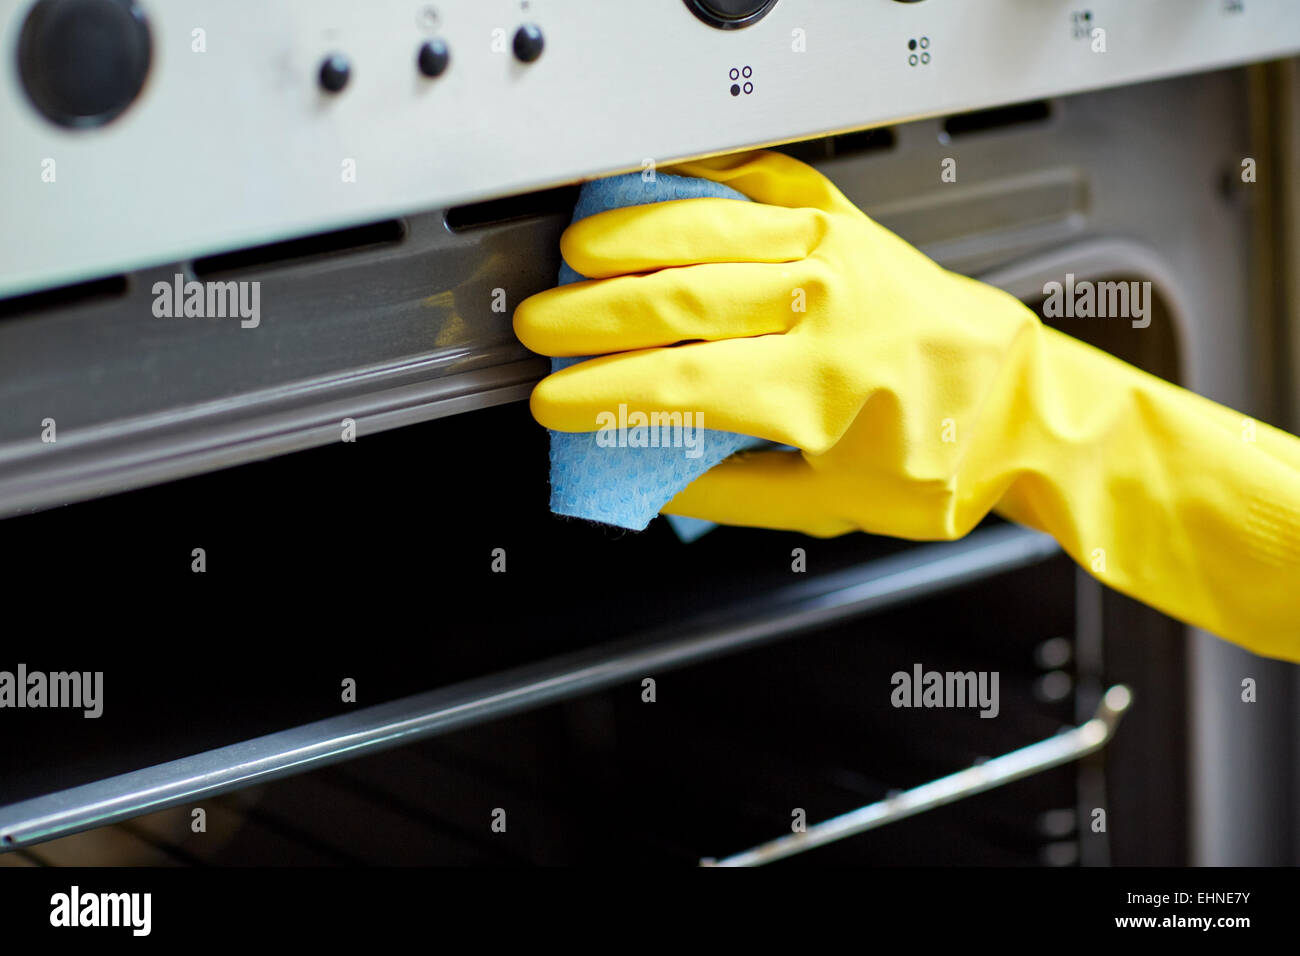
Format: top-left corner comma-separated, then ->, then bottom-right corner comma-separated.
192,219 -> 406,278
444,185 -> 581,232
943,100 -> 1053,138
0,274 -> 128,319
443,129 -> 895,231
776,126 -> 897,164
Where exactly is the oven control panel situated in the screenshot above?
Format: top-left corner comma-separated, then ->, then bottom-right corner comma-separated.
2,0 -> 1298,297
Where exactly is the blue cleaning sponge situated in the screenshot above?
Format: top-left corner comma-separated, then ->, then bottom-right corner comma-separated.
547,172 -> 769,531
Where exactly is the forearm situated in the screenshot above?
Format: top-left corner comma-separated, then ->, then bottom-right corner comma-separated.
994,326 -> 1300,660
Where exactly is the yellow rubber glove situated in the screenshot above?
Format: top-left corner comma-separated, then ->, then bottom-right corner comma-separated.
514,150 -> 1300,662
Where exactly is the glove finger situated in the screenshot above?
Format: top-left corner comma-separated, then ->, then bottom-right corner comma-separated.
663,450 -> 857,538
663,150 -> 860,216
514,260 -> 805,357
560,199 -> 822,278
528,334 -> 843,453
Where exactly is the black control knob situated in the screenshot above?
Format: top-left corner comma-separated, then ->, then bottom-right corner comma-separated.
512,24 -> 544,63
417,39 -> 450,78
17,0 -> 152,128
319,54 -> 350,93
684,0 -> 778,29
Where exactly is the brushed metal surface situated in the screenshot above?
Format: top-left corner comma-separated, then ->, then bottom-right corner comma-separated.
1,0 -> 1297,296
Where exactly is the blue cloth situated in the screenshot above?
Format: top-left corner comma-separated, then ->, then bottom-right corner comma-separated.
548,173 -> 768,531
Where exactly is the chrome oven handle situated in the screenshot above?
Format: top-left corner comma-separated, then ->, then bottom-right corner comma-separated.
701,685 -> 1133,867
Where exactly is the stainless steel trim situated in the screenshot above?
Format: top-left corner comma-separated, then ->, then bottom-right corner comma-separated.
703,685 -> 1133,868
6,0 -> 1299,298
0,356 -> 547,519
0,523 -> 1058,848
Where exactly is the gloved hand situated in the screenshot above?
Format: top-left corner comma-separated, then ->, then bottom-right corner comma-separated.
514,150 -> 1300,662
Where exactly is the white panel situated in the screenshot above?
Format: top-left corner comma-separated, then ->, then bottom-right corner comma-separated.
2,0 -> 1298,296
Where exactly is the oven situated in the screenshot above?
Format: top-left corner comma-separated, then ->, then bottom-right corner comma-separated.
1,0 -> 1298,869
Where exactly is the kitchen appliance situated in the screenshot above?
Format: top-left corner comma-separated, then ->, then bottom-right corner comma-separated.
1,0 -> 1298,866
